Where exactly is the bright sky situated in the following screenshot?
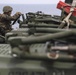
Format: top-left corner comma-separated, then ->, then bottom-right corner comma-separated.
0,0 -> 65,4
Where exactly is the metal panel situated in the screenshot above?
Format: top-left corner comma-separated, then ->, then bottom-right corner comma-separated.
65,0 -> 73,4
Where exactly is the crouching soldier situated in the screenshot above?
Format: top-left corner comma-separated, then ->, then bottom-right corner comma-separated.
0,6 -> 22,36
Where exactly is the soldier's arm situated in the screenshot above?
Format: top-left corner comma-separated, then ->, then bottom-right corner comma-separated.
0,12 -> 21,21
0,14 -> 15,21
12,12 -> 22,20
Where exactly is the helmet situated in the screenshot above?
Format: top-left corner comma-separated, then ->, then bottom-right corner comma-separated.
3,6 -> 13,13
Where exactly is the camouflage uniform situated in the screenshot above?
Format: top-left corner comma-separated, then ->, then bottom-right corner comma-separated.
0,6 -> 21,36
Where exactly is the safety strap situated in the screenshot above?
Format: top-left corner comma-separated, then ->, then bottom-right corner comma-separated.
58,0 -> 76,29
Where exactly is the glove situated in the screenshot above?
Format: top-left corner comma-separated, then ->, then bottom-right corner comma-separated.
16,12 -> 22,16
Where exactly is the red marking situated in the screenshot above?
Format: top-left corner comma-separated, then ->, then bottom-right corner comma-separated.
57,1 -> 76,16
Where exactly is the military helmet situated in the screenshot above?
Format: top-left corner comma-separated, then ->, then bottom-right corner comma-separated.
3,6 -> 13,13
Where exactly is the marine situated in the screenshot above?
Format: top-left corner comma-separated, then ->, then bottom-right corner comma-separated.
0,6 -> 22,36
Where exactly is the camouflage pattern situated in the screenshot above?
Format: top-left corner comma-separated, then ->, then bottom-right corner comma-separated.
0,0 -> 76,74
0,6 -> 21,36
3,6 -> 13,13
